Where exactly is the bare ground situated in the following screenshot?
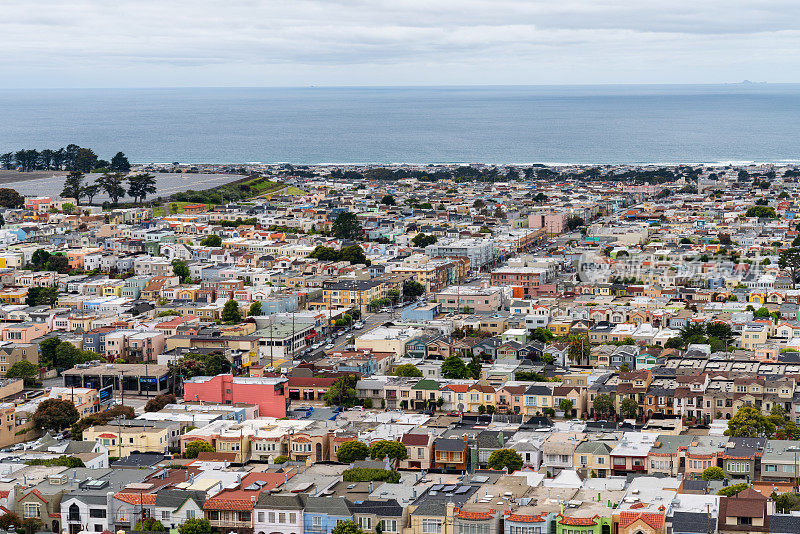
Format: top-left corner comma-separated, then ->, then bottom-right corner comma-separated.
0,170 -> 67,184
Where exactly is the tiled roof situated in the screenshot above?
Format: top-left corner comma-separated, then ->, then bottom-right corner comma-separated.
505,513 -> 547,523
455,508 -> 495,520
619,512 -> 665,529
558,515 -> 598,526
114,493 -> 157,506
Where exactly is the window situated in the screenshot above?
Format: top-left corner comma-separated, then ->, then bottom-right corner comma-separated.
279,513 -> 286,523
422,519 -> 442,534
358,517 -> 372,530
187,510 -> 196,520
269,512 -> 276,523
290,513 -> 296,524
313,516 -> 322,528
23,503 -> 39,518
161,511 -> 170,520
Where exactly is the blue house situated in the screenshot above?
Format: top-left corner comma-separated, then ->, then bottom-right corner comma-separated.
304,496 -> 352,534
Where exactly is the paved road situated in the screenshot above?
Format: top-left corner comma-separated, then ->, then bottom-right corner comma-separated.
327,312 -> 392,352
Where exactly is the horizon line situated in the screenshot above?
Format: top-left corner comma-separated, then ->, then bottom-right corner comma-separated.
0,81 -> 797,91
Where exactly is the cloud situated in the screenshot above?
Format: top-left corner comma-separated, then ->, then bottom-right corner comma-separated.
1,0 -> 799,86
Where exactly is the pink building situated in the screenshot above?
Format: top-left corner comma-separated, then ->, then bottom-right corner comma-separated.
183,374 -> 288,417
528,211 -> 566,234
491,266 -> 548,298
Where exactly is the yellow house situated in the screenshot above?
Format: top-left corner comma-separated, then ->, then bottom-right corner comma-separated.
524,384 -> 554,416
323,279 -> 388,308
573,439 -> 614,478
548,321 -> 570,337
748,292 -> 765,304
740,324 -> 768,350
466,383 -> 495,413
0,288 -> 27,305
176,287 -> 199,301
102,283 -> 123,297
84,424 -> 170,456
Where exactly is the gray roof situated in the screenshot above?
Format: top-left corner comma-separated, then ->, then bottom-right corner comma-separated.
770,514 -> 800,534
155,489 -> 205,510
352,499 -> 403,517
304,496 -> 353,516
434,438 -> 467,452
256,493 -> 307,510
671,512 -> 716,534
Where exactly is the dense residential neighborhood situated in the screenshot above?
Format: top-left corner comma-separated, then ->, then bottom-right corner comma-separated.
0,163 -> 798,534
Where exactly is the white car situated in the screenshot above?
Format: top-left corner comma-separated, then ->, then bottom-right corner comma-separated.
325,343 -> 335,350
354,322 -> 365,329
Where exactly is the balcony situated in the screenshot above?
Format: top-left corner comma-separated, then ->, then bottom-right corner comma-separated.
209,520 -> 251,529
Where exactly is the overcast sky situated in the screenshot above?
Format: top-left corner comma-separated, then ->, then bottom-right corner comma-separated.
2,0 -> 799,88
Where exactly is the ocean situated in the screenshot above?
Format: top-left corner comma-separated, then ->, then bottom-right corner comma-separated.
1,84 -> 800,165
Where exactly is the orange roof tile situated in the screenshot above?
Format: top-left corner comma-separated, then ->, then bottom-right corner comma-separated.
619,512 -> 664,530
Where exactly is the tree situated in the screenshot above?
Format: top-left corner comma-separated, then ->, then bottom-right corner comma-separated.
200,234 -> 222,247
39,337 -> 62,368
96,172 -> 126,204
702,466 -> 725,481
381,194 -> 396,206
0,188 -> 23,208
771,491 -> 800,513
559,399 -> 574,415
340,244 -> 369,265
487,448 -> 523,473
128,173 -> 157,203
530,328 -> 555,343
46,254 -> 70,274
592,393 -> 614,416
706,322 -> 733,342
745,205 -> 777,218
110,152 -> 131,172
394,364 -> 423,377
144,393 -> 176,412
441,355 -> 469,379
402,280 -> 425,299
184,440 -> 214,458
724,406 -> 776,437
32,399 -> 79,432
467,354 -> 482,380
718,483 -> 749,497
473,199 -> 485,209
567,333 -> 590,364
5,361 -> 38,386
73,148 -> 98,172
81,183 -> 100,205
780,248 -> 800,289
135,519 -> 165,532
0,512 -> 21,531
566,215 -> 585,231
62,202 -> 75,214
222,299 -> 242,324
331,521 -> 364,534
248,301 -> 262,317
25,286 -> 59,307
336,440 -> 370,463
619,398 -> 639,419
411,233 -> 437,248
61,171 -> 85,204
332,212 -> 362,240
369,440 -> 408,467
323,374 -> 359,407
179,519 -> 212,534
20,517 -> 43,534
172,259 -> 190,283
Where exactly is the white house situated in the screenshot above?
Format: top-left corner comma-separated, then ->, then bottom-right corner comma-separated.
254,493 -> 305,534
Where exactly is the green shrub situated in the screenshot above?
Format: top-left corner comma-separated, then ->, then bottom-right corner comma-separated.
342,468 -> 401,483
